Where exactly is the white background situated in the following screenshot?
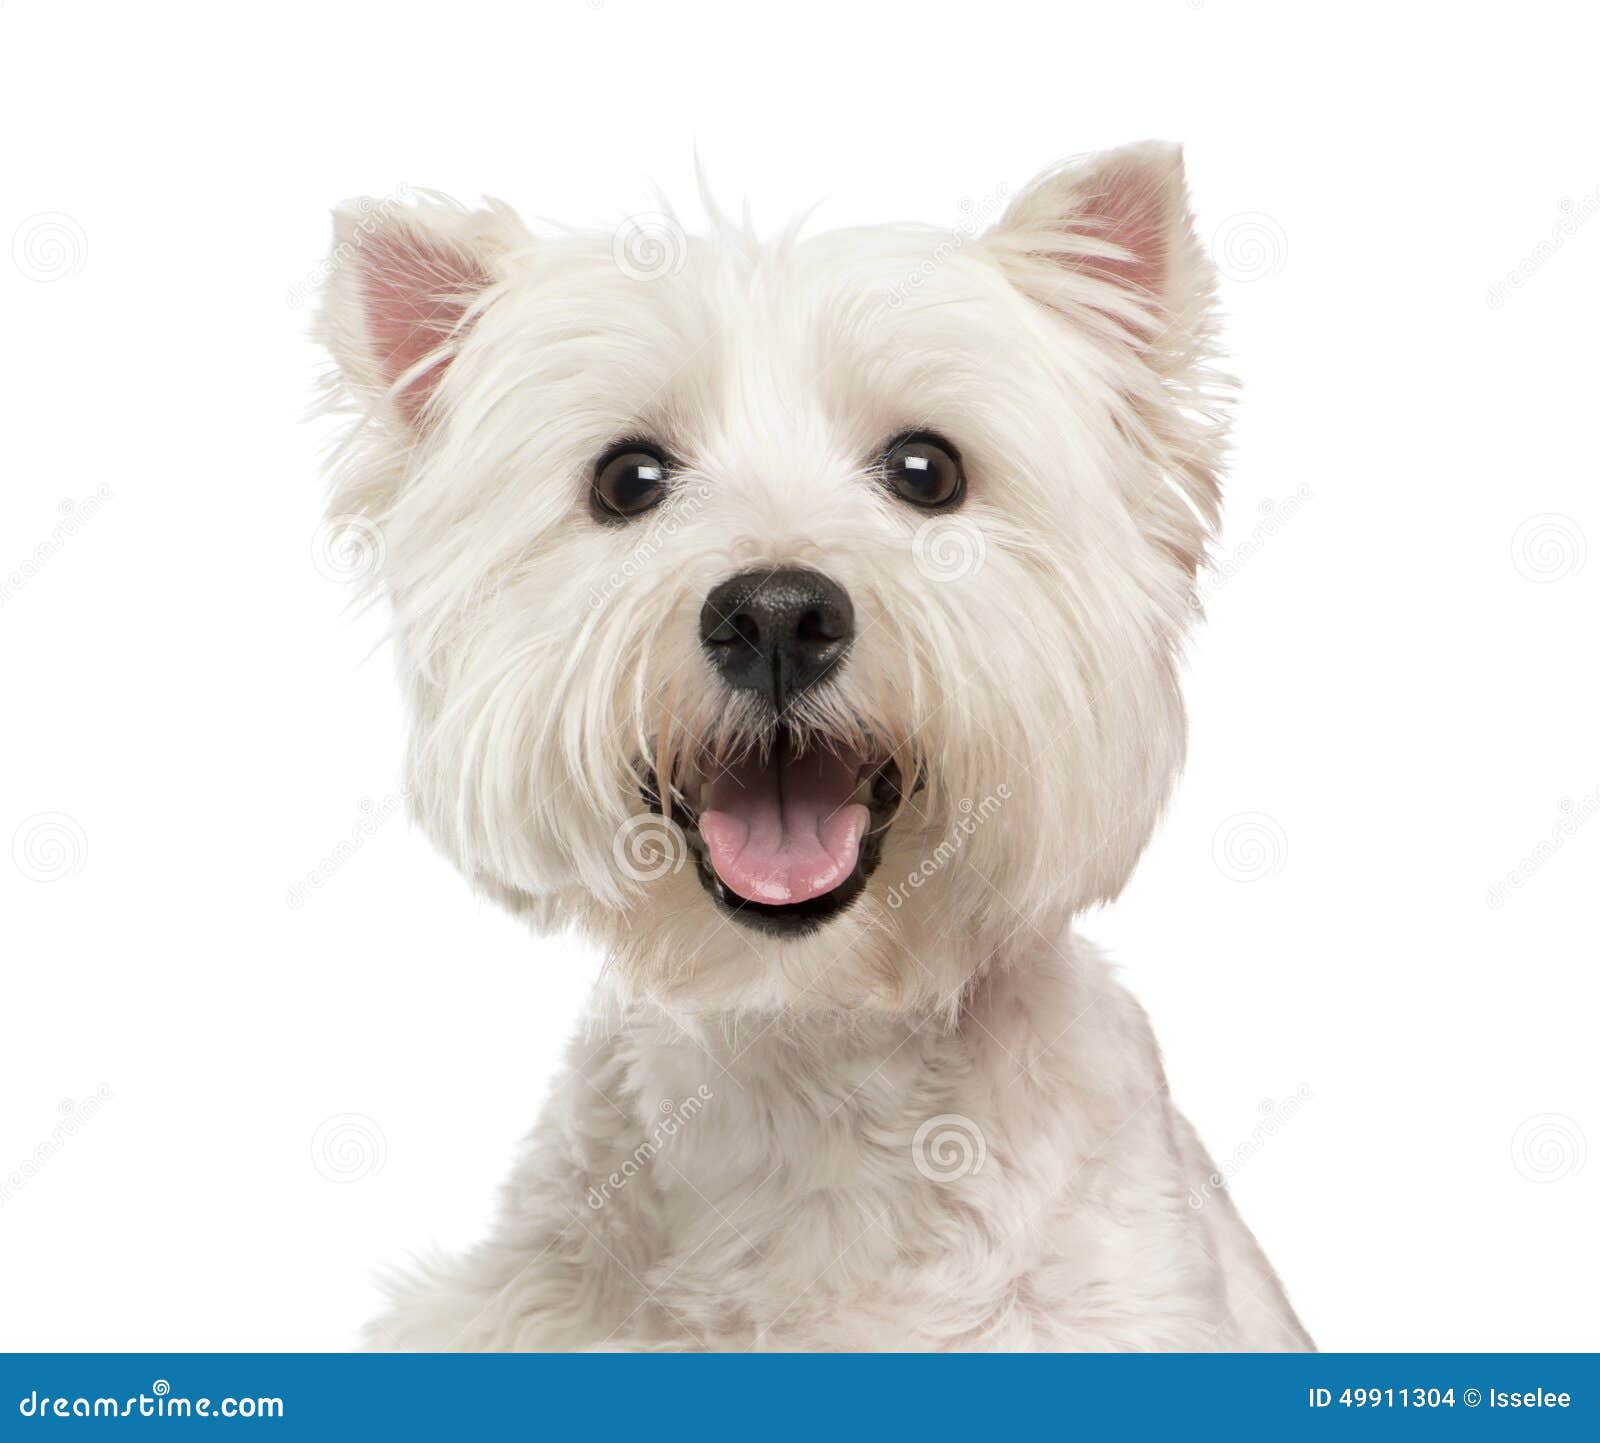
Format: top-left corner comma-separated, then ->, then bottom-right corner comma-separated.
2,0 -> 1595,1352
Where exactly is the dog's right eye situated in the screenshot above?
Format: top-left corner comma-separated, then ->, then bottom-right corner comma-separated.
592,444 -> 672,520
880,432 -> 965,509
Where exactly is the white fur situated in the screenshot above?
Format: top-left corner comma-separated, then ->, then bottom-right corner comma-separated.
317,142 -> 1311,1351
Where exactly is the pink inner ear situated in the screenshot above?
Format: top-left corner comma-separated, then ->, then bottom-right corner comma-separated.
1076,162 -> 1170,300
360,227 -> 492,425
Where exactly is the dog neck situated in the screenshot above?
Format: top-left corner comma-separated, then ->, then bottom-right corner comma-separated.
603,918 -> 1099,1103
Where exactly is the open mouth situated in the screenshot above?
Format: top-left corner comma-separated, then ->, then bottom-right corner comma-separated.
643,734 -> 903,937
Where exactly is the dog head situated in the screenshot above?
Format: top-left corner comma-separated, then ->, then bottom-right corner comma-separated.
317,142 -> 1223,1012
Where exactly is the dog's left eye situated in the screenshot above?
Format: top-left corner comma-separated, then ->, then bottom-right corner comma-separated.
881,432 -> 964,508
592,444 -> 672,520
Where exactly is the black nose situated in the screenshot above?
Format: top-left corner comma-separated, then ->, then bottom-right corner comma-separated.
700,567 -> 855,706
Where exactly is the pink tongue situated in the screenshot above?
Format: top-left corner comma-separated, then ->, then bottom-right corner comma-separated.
698,748 -> 868,905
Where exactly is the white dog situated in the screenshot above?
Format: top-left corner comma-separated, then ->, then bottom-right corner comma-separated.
317,141 -> 1311,1351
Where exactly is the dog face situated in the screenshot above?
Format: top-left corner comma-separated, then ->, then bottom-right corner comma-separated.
319,142 -> 1223,1012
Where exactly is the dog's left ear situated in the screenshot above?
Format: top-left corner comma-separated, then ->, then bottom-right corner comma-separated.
986,141 -> 1212,361
318,195 -> 531,430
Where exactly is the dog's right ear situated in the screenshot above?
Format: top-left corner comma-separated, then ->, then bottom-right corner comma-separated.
319,194 -> 530,430
984,141 -> 1212,363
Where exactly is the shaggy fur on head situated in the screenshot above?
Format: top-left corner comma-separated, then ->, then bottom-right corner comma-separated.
317,141 -> 1311,1350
